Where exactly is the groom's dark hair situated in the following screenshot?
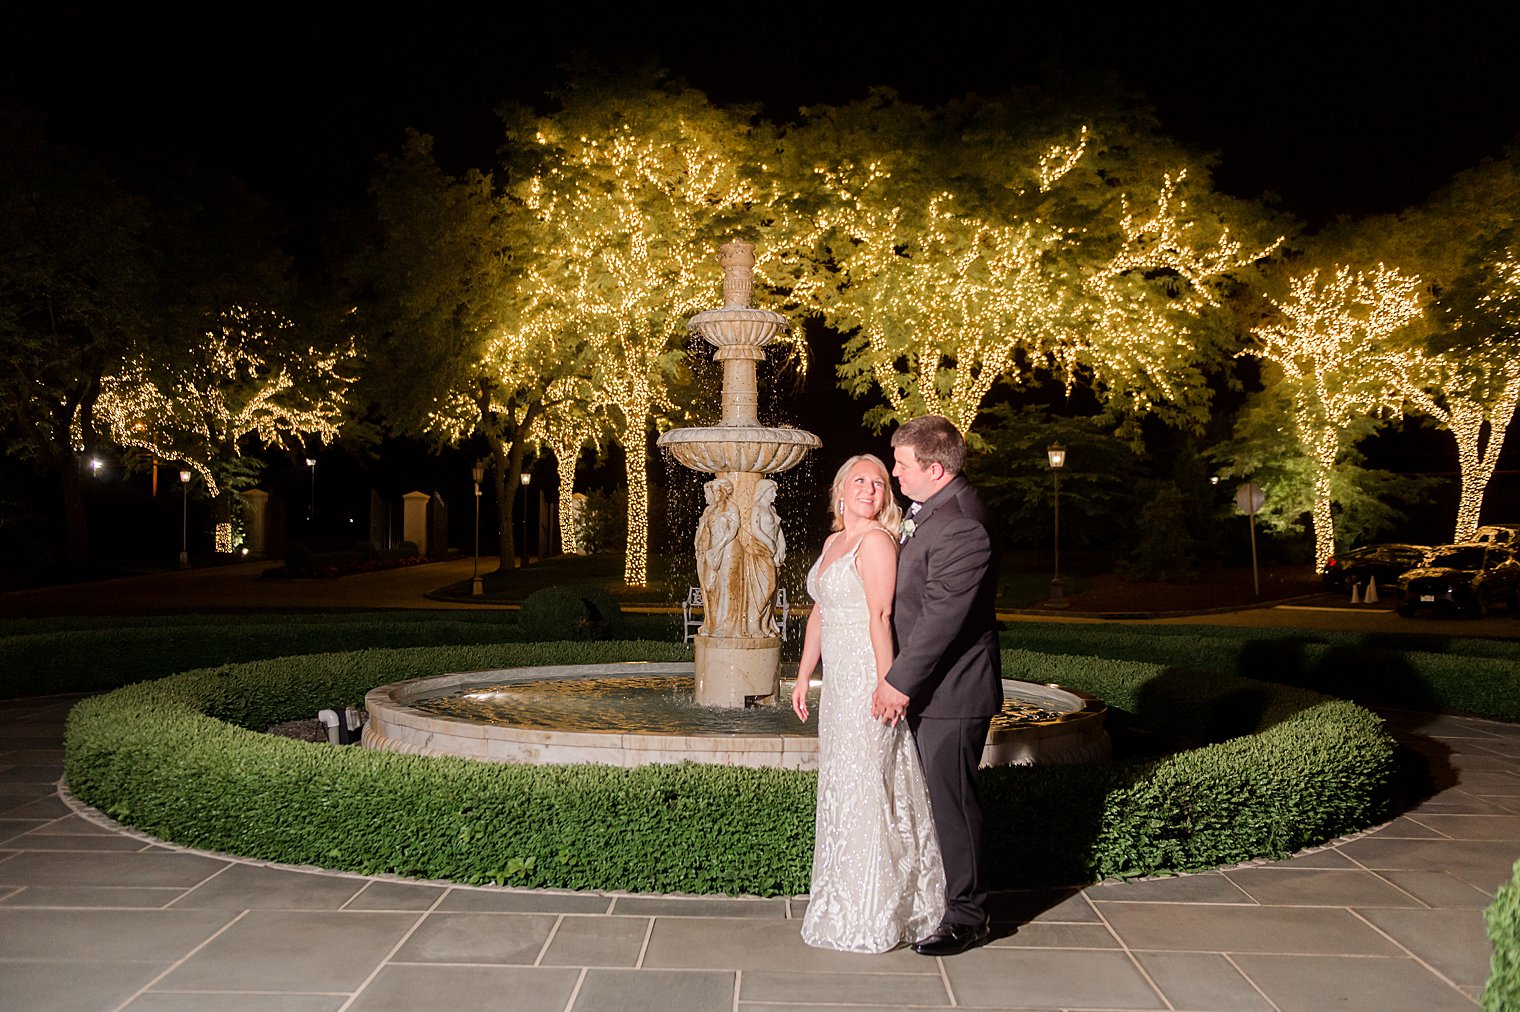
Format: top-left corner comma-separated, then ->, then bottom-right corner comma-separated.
892,415 -> 966,474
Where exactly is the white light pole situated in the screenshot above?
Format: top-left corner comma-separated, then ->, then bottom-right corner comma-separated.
1046,443 -> 1068,608
518,471 -> 532,568
471,462 -> 485,595
179,470 -> 192,568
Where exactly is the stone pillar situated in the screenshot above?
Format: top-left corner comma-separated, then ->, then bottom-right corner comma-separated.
402,491 -> 430,554
239,489 -> 269,558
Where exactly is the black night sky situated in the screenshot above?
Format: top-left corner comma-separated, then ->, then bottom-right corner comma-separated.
6,12 -> 1520,557
8,13 -> 1520,238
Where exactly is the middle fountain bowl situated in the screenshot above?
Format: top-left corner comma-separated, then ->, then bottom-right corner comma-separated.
658,425 -> 820,474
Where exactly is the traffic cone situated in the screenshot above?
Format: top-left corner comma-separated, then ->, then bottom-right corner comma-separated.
1365,576 -> 1379,604
1350,580 -> 1362,604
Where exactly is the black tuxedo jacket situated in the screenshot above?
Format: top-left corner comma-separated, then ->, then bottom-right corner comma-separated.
884,474 -> 1003,718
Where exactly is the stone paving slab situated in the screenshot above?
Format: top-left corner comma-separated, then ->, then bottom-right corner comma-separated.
0,699 -> 1508,1009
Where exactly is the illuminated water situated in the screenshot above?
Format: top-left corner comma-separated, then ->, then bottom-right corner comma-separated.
412,675 -> 1071,737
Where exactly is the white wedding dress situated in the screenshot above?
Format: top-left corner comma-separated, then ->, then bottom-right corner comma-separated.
801,533 -> 946,953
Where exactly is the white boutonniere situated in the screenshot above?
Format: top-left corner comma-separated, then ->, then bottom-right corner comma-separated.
900,518 -> 917,540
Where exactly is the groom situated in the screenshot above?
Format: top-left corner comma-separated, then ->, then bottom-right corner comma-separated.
871,415 -> 1003,956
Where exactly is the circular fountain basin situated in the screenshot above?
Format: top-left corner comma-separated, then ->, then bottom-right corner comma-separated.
657,425 -> 822,474
363,662 -> 1109,769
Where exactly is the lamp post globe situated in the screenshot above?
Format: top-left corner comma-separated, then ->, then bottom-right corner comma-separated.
518,471 -> 532,568
471,462 -> 485,595
1046,444 -> 1068,608
178,470 -> 193,568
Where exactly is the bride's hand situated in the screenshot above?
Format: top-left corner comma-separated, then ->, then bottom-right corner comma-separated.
791,674 -> 811,722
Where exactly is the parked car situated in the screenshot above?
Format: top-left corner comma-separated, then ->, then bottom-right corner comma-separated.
1321,543 -> 1431,594
1473,524 -> 1520,546
1397,543 -> 1520,618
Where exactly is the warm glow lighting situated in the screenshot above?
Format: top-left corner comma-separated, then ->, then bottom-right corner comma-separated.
514,98 -> 794,585
1363,249 -> 1520,542
1047,443 -> 1067,469
179,470 -> 191,483
96,306 -> 355,551
1244,264 -> 1424,571
807,135 -> 1279,436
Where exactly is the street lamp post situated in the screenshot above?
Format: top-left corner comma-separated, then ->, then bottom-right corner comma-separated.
305,457 -> 316,525
518,471 -> 532,568
1046,443 -> 1068,608
179,470 -> 192,568
471,462 -> 485,596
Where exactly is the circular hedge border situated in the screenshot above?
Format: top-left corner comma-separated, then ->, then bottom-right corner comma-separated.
63,641 -> 1398,896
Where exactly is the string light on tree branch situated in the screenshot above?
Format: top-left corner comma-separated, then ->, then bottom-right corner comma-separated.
96,305 -> 356,552
1245,264 -> 1424,571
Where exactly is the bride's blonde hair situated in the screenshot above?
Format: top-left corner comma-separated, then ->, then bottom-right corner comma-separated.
828,454 -> 904,533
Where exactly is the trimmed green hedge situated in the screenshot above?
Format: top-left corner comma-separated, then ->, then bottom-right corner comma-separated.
1488,857 -> 1520,1011
65,641 -> 1396,895
984,650 -> 1395,883
0,612 -> 677,699
1002,623 -> 1520,721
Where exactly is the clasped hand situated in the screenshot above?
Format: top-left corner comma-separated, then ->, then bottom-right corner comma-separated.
870,681 -> 910,727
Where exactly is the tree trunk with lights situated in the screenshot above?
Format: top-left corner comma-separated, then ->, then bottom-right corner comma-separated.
1451,400 -> 1515,543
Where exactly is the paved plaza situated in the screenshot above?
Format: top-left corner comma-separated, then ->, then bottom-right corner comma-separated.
1,563 -> 1515,1009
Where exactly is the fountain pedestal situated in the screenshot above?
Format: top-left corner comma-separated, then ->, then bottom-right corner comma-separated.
657,241 -> 820,707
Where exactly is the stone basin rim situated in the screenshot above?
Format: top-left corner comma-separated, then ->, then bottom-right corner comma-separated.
362,662 -> 1110,769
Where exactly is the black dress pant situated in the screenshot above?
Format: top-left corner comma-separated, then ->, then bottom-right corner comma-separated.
909,713 -> 992,927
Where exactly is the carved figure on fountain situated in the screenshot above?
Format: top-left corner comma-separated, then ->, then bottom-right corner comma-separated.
696,477 -> 742,638
743,478 -> 785,638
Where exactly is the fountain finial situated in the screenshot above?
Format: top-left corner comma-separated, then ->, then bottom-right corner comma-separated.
718,240 -> 755,308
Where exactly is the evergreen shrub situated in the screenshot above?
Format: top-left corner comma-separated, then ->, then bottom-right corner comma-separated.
1487,857 -> 1520,1011
519,586 -> 624,640
65,643 -> 1397,895
1002,623 -> 1520,721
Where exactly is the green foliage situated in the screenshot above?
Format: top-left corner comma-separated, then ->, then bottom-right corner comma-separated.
519,585 -> 624,641
983,650 -> 1395,883
1000,622 -> 1520,721
65,637 -> 1394,895
1122,484 -> 1198,581
0,614 -> 515,698
966,404 -> 1151,551
1213,383 -> 1441,552
1486,858 -> 1520,1011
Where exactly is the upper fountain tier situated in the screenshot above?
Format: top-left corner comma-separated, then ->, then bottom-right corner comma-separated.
657,240 -> 820,475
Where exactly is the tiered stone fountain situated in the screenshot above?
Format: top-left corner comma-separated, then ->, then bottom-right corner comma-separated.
656,240 -> 820,706
361,239 -> 1111,769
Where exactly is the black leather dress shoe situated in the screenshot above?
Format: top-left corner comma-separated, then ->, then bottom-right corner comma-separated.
911,920 -> 989,956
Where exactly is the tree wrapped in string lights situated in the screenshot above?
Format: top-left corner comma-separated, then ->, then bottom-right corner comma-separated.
1370,249 -> 1520,543
527,377 -> 607,556
96,305 -> 356,552
507,79 -> 790,585
355,132 -> 591,569
1244,264 -> 1424,571
793,94 -> 1279,439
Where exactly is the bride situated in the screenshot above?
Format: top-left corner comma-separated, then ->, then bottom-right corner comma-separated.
791,454 -> 945,952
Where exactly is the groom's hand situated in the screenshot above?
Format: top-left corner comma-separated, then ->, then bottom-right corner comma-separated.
871,681 -> 911,727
